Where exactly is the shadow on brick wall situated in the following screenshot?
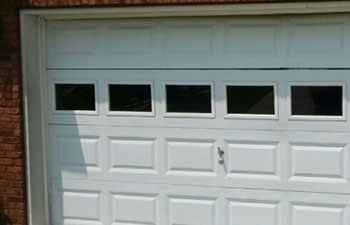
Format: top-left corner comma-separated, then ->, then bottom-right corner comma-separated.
0,202 -> 12,225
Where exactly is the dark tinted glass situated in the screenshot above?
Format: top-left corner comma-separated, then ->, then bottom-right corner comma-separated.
291,86 -> 342,116
109,84 -> 152,112
227,86 -> 275,115
166,85 -> 211,113
55,84 -> 95,111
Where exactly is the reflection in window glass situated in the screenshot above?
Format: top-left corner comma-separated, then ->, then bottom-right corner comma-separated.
226,85 -> 275,115
166,85 -> 212,113
291,86 -> 342,116
109,84 -> 152,112
55,84 -> 95,111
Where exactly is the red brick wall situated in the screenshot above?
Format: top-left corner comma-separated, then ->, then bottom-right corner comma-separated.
0,0 -> 28,225
0,0 -> 343,224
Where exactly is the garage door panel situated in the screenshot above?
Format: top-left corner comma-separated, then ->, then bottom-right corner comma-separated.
56,137 -> 100,168
46,22 -> 100,69
287,16 -> 347,57
163,20 -> 217,55
49,125 -> 224,183
289,203 -> 347,225
107,137 -> 158,174
46,15 -> 350,69
46,70 -> 350,133
51,189 -> 104,225
44,14 -> 350,225
167,196 -> 218,225
224,141 -> 281,180
111,193 -> 158,225
227,199 -> 280,225
288,143 -> 347,183
164,138 -> 218,177
51,180 -> 350,225
50,132 -> 103,179
224,19 -> 282,58
285,132 -> 349,188
49,125 -> 350,194
105,22 -> 156,55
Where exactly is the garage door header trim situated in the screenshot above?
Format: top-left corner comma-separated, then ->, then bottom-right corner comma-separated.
21,1 -> 350,20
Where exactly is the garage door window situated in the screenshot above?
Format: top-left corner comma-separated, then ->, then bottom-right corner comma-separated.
291,85 -> 343,117
109,84 -> 153,113
55,83 -> 96,111
226,85 -> 275,116
165,84 -> 212,115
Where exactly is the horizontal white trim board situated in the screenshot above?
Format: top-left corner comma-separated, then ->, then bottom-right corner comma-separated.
21,1 -> 350,19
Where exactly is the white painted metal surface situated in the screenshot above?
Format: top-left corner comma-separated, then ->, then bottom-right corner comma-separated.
47,15 -> 350,69
46,15 -> 350,225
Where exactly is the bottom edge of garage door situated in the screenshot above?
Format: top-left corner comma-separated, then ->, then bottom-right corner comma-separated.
50,179 -> 350,225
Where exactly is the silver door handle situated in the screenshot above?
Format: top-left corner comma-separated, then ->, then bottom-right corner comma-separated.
218,147 -> 224,165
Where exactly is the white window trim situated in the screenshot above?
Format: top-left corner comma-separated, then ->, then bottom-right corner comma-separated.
20,3 -> 350,225
106,81 -> 155,117
163,81 -> 215,118
223,82 -> 278,120
287,82 -> 347,121
51,80 -> 99,115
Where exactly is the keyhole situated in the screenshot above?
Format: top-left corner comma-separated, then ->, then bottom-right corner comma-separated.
218,147 -> 224,165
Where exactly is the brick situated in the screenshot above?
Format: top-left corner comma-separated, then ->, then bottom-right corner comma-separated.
5,107 -> 20,115
0,130 -> 14,136
0,166 -> 6,172
14,159 -> 23,167
0,159 -> 14,166
6,167 -> 22,174
0,70 -> 10,76
5,137 -> 22,144
6,196 -> 24,203
0,144 -> 16,151
0,115 -> 13,122
6,152 -> 22,159
12,85 -> 19,92
12,115 -> 21,122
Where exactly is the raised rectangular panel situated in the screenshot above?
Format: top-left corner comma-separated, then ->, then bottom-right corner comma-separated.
108,137 -> 157,173
225,24 -> 278,56
165,139 -> 216,176
48,27 -> 96,56
226,141 -> 280,178
106,26 -> 153,54
228,200 -> 279,225
112,194 -> 157,225
164,25 -> 214,54
168,197 -> 216,225
46,22 -> 99,68
290,203 -> 346,225
288,21 -> 345,55
57,136 -> 100,168
289,143 -> 346,181
62,191 -> 102,222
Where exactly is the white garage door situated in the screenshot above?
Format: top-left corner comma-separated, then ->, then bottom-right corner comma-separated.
46,14 -> 350,225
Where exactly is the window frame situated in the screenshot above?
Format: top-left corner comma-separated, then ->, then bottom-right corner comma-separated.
163,81 -> 215,118
51,80 -> 99,115
287,82 -> 347,121
106,80 -> 155,117
224,82 -> 278,120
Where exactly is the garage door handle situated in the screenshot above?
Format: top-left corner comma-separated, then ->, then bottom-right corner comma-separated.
218,147 -> 224,165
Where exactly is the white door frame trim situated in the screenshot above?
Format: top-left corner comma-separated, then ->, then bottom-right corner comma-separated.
20,2 -> 350,225
21,1 -> 350,20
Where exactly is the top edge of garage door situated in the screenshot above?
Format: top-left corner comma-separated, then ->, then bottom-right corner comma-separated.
45,14 -> 350,69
